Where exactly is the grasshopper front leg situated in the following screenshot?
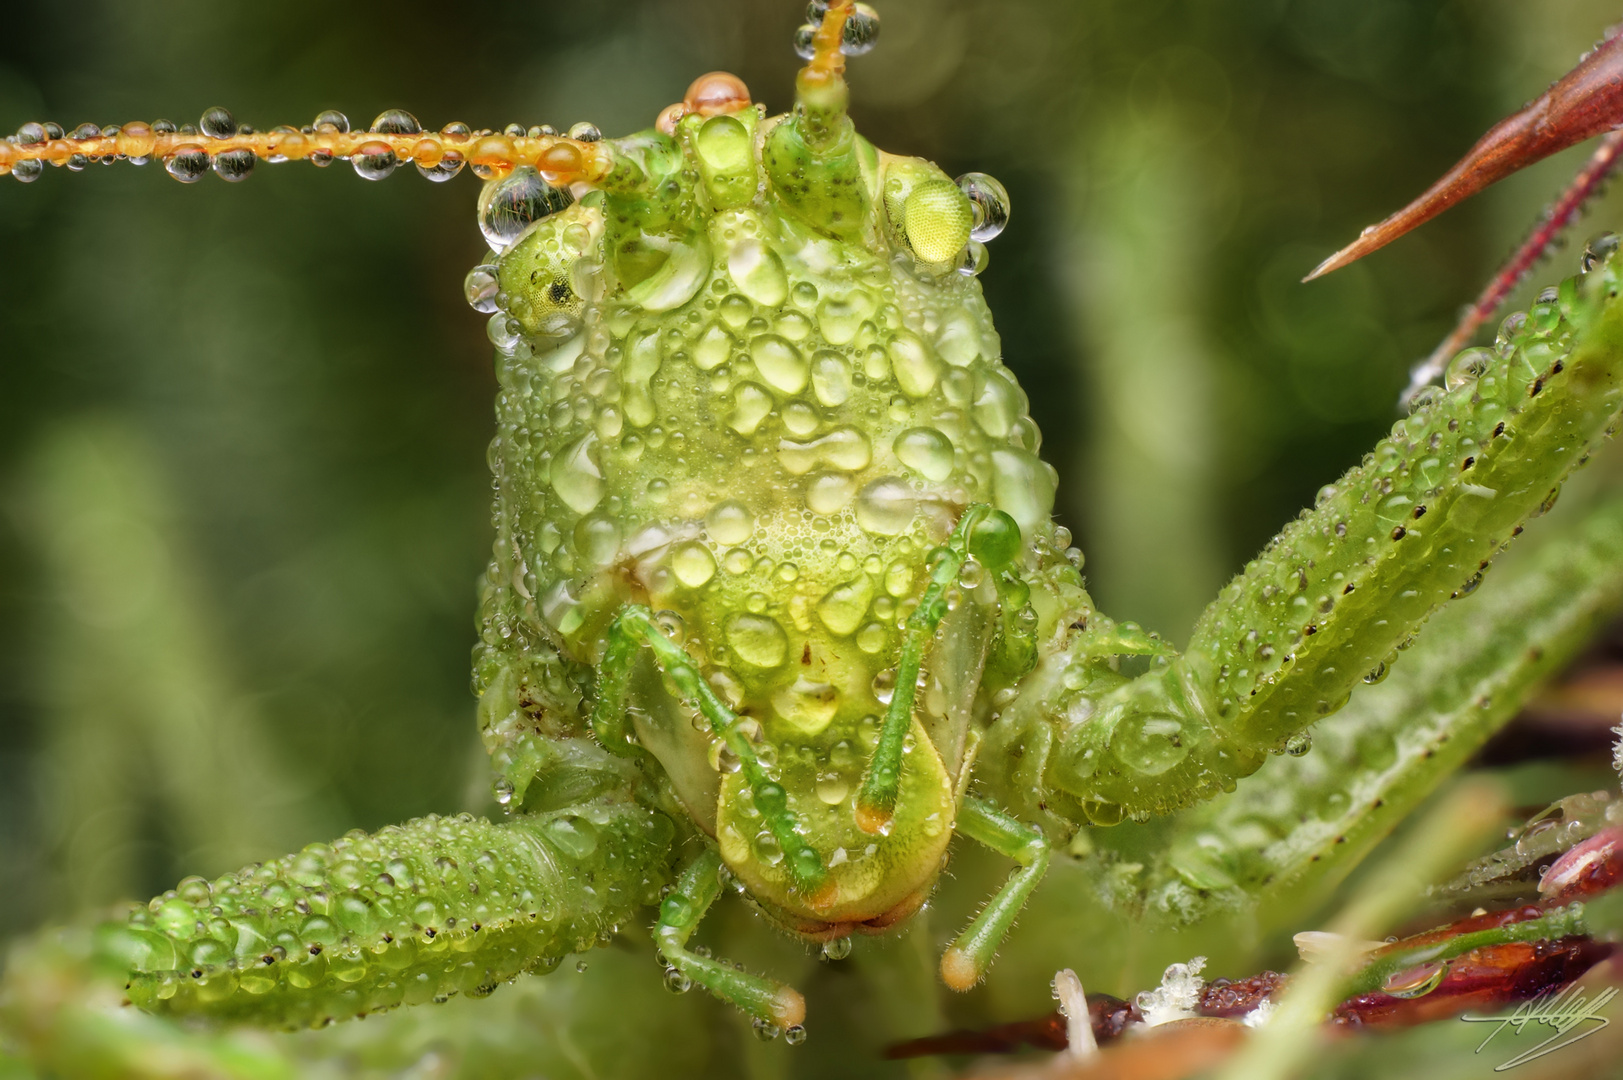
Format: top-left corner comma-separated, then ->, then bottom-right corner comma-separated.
991,253 -> 1623,830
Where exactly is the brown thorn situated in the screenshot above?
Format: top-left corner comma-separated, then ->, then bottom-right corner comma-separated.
1305,27 -> 1623,282
1402,126 -> 1623,405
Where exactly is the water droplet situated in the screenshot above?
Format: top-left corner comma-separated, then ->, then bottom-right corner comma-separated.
464,265 -> 500,313
1445,347 -> 1494,390
820,936 -> 852,961
1112,714 -> 1188,776
887,331 -> 939,398
545,815 -> 600,860
165,146 -> 210,183
664,966 -> 692,993
671,541 -> 717,588
313,110 -> 349,133
1382,960 -> 1447,999
574,513 -> 623,567
1582,232 -> 1620,273
568,122 -> 602,142
957,241 -> 988,276
841,3 -> 881,54
708,738 -> 741,773
370,109 -> 422,135
793,23 -> 818,60
990,448 -> 1056,533
1363,661 -> 1388,685
706,501 -> 755,544
751,334 -> 809,395
726,613 -> 789,668
552,433 -> 605,514
1284,733 -> 1312,757
894,427 -> 954,482
856,478 -> 918,536
815,773 -> 850,805
753,830 -> 785,866
957,172 -> 1010,242
351,141 -> 397,180
576,959 -> 589,973
811,351 -> 852,407
478,167 -> 574,252
773,677 -> 841,736
753,1017 -> 783,1042
417,151 -> 465,183
1495,311 -> 1527,356
784,1024 -> 808,1046
212,148 -> 255,182
728,239 -> 789,307
806,472 -> 858,515
1407,385 -> 1442,414
199,106 -> 237,139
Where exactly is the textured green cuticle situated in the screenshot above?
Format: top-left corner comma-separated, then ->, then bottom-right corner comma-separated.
97,803 -> 674,1028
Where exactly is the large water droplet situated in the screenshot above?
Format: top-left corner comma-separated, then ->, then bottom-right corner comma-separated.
855,478 -> 918,536
751,334 -> 809,395
199,106 -> 237,139
728,239 -> 789,307
817,577 -> 874,636
887,332 -> 939,398
574,513 -> 623,567
706,501 -> 755,545
957,172 -> 1010,242
1444,347 -> 1493,391
1582,232 -> 1620,273
990,448 -> 1055,533
165,146 -> 210,183
553,433 -> 605,514
1112,714 -> 1188,776
212,148 -> 255,182
351,141 -> 398,181
773,677 -> 841,736
793,23 -> 818,60
313,110 -> 350,133
806,471 -> 857,515
894,427 -> 954,482
1382,960 -> 1447,999
821,936 -> 852,961
811,352 -> 852,407
726,613 -> 789,668
671,541 -> 717,588
464,264 -> 500,313
841,3 -> 881,55
479,166 -> 574,252
370,109 -> 422,135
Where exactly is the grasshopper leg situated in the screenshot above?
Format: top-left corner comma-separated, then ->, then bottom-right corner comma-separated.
655,845 -> 807,1029
597,606 -> 828,894
939,796 -> 1051,991
854,504 -> 994,833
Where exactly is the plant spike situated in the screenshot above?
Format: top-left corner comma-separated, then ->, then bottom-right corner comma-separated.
1305,26 -> 1623,281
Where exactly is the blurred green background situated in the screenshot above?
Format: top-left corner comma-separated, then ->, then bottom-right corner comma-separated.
4,0 -> 1623,1075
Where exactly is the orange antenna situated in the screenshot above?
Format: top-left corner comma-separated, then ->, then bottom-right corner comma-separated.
0,108 -> 612,187
1305,28 -> 1623,282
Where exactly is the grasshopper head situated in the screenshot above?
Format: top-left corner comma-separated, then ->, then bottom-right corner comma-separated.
472,2 -> 1062,929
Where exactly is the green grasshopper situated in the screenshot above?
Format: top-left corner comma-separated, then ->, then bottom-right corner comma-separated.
9,1 -> 1623,1074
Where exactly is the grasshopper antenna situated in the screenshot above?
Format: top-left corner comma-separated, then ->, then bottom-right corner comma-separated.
0,107 -> 614,186
1304,26 -> 1623,282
